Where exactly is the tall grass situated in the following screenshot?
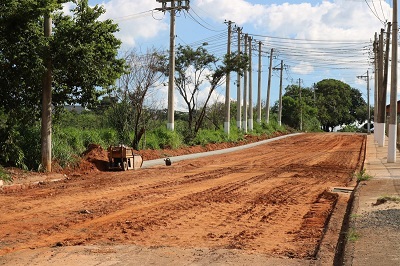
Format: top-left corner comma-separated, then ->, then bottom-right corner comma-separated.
144,126 -> 183,149
52,127 -> 119,168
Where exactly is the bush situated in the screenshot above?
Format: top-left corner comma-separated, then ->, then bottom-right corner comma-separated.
0,117 -> 40,170
0,165 -> 12,183
145,126 -> 183,149
192,128 -> 227,146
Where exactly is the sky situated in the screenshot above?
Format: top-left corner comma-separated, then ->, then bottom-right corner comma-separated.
64,0 -> 395,111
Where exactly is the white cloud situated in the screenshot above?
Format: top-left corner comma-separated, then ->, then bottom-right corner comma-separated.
88,0 -> 168,48
292,61 -> 315,75
194,0 -> 390,41
195,0 -> 266,25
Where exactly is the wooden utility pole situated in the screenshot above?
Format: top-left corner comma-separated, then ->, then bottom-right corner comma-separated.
243,34 -> 248,132
266,48 -> 273,123
236,27 -> 242,129
299,78 -> 302,131
388,0 -> 398,163
257,41 -> 262,124
156,0 -> 190,131
41,14 -> 52,172
224,21 -> 232,135
248,35 -> 253,131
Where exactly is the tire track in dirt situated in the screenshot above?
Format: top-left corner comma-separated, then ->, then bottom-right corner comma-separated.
0,133 -> 366,259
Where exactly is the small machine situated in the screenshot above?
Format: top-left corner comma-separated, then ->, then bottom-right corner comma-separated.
107,145 -> 143,171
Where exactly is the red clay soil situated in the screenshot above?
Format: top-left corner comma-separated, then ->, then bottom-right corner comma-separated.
0,133 -> 366,264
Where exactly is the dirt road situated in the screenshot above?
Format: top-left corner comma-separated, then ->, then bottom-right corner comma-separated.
0,133 -> 365,265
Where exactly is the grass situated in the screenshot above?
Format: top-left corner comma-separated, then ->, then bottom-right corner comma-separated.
376,195 -> 400,204
354,169 -> 373,182
349,213 -> 362,219
347,228 -> 360,242
0,165 -> 12,183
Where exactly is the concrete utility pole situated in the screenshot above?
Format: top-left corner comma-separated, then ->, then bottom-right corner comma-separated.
378,25 -> 391,146
224,21 -> 232,135
273,60 -> 284,126
357,71 -> 371,134
156,0 -> 190,131
374,32 -> 378,141
236,27 -> 242,129
257,41 -> 262,124
248,35 -> 253,131
41,14 -> 52,172
243,34 -> 248,133
376,28 -> 385,146
299,78 -> 303,131
266,48 -> 273,123
388,0 -> 398,163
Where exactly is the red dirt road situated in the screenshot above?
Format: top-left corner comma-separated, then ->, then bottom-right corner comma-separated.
0,133 -> 365,264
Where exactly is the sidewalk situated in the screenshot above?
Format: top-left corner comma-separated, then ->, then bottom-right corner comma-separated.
344,134 -> 400,265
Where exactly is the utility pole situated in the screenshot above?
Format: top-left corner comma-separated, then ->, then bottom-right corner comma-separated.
41,14 -> 52,172
388,0 -> 398,163
266,48 -> 273,123
257,41 -> 262,124
299,78 -> 303,131
374,32 -> 378,141
156,0 -> 190,131
224,21 -> 232,135
236,27 -> 242,129
243,34 -> 248,132
248,35 -> 253,131
273,60 -> 284,126
376,28 -> 385,146
357,71 -> 371,134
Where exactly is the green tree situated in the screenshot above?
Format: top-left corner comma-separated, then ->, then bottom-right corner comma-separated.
315,79 -> 366,131
161,45 -> 248,142
0,0 -> 125,169
272,85 -> 318,131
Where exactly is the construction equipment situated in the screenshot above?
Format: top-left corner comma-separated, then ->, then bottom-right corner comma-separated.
107,145 -> 143,171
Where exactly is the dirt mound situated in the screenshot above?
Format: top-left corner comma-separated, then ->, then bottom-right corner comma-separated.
63,144 -> 109,175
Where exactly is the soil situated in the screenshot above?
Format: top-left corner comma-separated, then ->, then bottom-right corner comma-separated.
0,133 -> 366,265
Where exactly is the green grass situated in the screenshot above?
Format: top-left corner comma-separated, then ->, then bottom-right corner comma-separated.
349,213 -> 362,220
354,169 -> 373,181
347,228 -> 360,242
0,165 -> 12,183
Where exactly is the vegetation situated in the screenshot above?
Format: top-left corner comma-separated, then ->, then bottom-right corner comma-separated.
315,79 -> 368,132
0,0 -> 125,170
347,228 -> 361,242
376,195 -> 400,203
355,169 -> 373,182
160,45 -> 249,142
0,2 -> 371,172
0,166 -> 12,183
271,84 -> 320,132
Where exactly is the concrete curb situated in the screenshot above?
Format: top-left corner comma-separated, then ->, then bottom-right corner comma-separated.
142,133 -> 303,168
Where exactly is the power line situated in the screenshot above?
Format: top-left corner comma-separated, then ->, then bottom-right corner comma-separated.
364,0 -> 386,25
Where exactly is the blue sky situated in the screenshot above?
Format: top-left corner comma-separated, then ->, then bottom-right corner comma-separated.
67,0 -> 394,110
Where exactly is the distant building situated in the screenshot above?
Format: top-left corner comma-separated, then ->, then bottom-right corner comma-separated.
385,100 -> 400,115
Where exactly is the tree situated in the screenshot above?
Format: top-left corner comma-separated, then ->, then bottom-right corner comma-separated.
116,48 -> 165,150
0,0 -> 125,169
272,85 -> 318,130
315,79 -> 367,131
161,45 -> 248,142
